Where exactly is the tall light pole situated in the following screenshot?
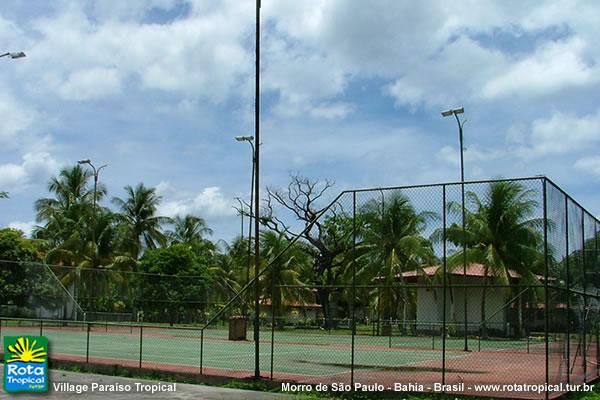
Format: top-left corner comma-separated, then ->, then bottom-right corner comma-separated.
78,159 -> 108,266
253,0 -> 261,379
78,159 -> 108,212
235,135 -> 255,314
234,197 -> 245,240
0,51 -> 26,201
441,106 -> 469,351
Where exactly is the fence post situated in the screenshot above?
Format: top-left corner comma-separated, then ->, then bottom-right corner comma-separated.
543,178 -> 549,400
565,196 -> 570,386
86,323 -> 90,363
200,329 -> 204,375
388,318 -> 392,348
596,323 -> 599,377
442,184 -> 447,387
350,191 -> 357,388
270,263 -> 276,380
139,324 -> 143,369
582,212 -> 587,382
596,221 -> 599,378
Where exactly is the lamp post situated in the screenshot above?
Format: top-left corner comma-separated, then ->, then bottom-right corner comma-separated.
235,135 -> 255,304
76,159 -> 106,317
78,159 -> 108,212
0,52 -> 26,59
441,107 -> 469,351
234,197 -> 245,240
253,0 -> 261,379
78,159 -> 108,265
0,51 -> 25,201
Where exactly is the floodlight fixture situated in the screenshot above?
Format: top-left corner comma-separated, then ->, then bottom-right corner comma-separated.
441,105 -> 468,352
0,51 -> 26,59
235,135 -> 255,142
441,107 -> 464,117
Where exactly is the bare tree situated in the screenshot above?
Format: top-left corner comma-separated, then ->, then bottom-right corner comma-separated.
242,173 -> 353,328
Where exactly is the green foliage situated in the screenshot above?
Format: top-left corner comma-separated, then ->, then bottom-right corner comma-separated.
259,231 -> 313,327
357,193 -> 437,322
112,183 -> 171,258
0,228 -> 56,311
135,244 -> 212,324
0,228 -> 42,262
443,180 -> 544,337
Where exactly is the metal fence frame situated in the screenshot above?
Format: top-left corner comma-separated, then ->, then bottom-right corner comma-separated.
196,176 -> 600,398
1,176 -> 599,399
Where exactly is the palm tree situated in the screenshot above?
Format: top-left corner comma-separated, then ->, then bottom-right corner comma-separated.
167,214 -> 215,258
208,251 -> 241,308
168,215 -> 213,244
260,231 -> 312,328
112,183 -> 170,258
0,191 -> 8,199
34,165 -> 100,249
44,211 -> 121,311
445,180 -> 543,338
358,193 -> 437,334
33,165 -> 128,312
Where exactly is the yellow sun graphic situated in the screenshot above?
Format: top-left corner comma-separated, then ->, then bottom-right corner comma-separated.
7,337 -> 47,363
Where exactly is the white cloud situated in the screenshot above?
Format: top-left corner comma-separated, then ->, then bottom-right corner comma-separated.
12,0 -> 600,112
309,102 -> 354,119
574,156 -> 600,176
7,221 -> 36,237
158,186 -> 235,219
386,36 -> 507,109
0,152 -> 60,193
518,110 -> 600,157
154,180 -> 172,196
264,1 -> 600,110
264,38 -> 349,118
58,67 -> 122,101
436,144 -> 502,168
0,92 -> 39,145
90,0 -> 180,21
25,1 -> 253,102
482,38 -> 598,99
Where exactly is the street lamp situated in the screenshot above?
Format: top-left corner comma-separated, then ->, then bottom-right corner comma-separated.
234,197 -> 245,240
78,159 -> 108,211
441,106 -> 469,351
78,159 -> 108,267
0,52 -> 26,59
235,135 -> 256,301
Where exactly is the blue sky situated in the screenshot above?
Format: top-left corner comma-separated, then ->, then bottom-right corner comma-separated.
1,0 -> 599,242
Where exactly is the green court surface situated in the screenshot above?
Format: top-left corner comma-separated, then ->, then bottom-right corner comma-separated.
0,323 -> 543,378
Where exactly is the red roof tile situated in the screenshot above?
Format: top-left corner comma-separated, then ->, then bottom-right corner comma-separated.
374,263 -> 524,282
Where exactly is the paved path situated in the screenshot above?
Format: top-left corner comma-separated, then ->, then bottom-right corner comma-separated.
0,368 -> 290,399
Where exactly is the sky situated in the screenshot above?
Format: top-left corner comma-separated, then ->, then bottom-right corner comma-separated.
0,0 -> 599,243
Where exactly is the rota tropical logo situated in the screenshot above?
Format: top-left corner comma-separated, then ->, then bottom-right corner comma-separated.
3,336 -> 48,393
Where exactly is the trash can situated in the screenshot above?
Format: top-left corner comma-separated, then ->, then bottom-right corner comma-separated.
381,323 -> 392,337
229,315 -> 247,340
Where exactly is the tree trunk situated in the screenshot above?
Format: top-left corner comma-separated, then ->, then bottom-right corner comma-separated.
517,292 -> 523,338
481,270 -> 489,339
317,288 -> 333,329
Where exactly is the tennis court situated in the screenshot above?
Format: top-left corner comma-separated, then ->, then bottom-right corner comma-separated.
2,177 -> 599,400
1,318 -> 563,395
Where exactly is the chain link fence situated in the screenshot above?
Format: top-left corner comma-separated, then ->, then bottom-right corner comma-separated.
1,176 -> 599,398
